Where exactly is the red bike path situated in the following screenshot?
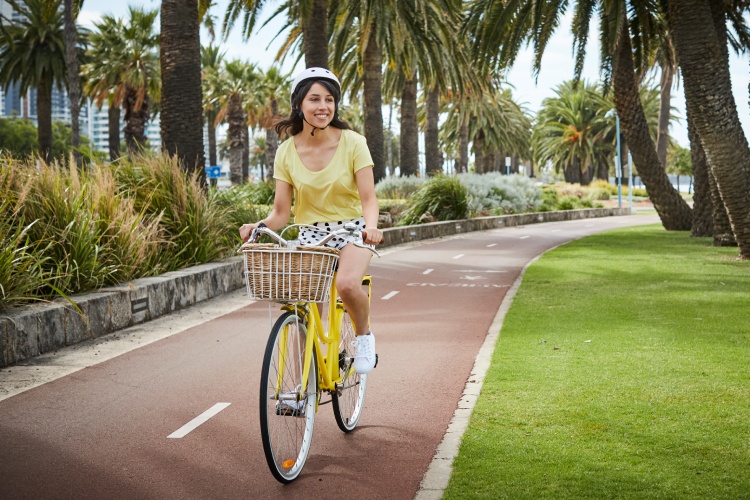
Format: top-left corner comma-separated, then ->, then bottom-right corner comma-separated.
0,215 -> 658,499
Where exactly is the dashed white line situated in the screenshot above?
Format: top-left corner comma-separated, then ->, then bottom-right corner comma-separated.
168,403 -> 231,439
486,243 -> 498,248
452,254 -> 465,259
382,291 -> 400,300
519,236 -> 531,239
423,269 -> 434,275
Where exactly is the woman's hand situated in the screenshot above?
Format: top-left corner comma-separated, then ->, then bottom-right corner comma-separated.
239,222 -> 261,242
362,227 -> 384,246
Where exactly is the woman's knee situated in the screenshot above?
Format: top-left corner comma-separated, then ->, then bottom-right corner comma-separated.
336,274 -> 362,300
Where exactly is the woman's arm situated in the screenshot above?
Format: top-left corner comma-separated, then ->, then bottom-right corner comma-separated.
239,180 -> 293,241
355,167 -> 384,245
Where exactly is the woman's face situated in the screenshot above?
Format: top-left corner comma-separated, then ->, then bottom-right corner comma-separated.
299,82 -> 335,129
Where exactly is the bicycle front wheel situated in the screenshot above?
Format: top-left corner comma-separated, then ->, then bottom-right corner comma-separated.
259,311 -> 317,483
332,303 -> 367,432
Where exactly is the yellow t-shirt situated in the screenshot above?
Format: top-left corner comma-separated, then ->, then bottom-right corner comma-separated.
273,129 -> 374,225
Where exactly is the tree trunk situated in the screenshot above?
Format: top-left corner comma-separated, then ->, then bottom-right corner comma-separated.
108,104 -> 121,161
688,110 -> 714,237
242,124 -> 249,181
123,87 -> 149,154
458,115 -> 469,173
303,0 -> 328,68
473,128 -> 484,174
227,93 -> 245,185
160,0 -> 206,183
656,60 -> 674,168
669,0 -> 750,257
612,18 -> 692,230
362,27 -> 385,182
265,98 -> 279,180
36,77 -> 52,163
399,77 -> 419,177
207,109 -> 217,166
425,83 -> 442,175
63,0 -> 81,167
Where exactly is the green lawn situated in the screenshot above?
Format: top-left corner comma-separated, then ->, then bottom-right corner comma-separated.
444,225 -> 750,499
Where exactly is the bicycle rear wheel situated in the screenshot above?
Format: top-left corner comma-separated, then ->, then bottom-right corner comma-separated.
332,303 -> 367,432
259,311 -> 317,483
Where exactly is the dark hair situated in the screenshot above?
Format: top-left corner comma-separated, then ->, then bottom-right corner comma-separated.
274,79 -> 350,137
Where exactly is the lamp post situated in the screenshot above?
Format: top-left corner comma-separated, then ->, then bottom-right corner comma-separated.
628,150 -> 634,211
606,109 -> 623,208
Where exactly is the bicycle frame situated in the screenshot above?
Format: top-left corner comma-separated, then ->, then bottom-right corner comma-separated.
277,273 -> 372,408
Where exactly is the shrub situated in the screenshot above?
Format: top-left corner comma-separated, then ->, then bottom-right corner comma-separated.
375,175 -> 425,199
459,173 -> 543,215
398,175 -> 469,225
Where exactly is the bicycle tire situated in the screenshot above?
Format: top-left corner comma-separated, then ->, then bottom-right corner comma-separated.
332,302 -> 367,432
259,311 -> 317,483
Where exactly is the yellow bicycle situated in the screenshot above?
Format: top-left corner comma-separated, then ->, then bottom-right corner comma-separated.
240,223 -> 379,483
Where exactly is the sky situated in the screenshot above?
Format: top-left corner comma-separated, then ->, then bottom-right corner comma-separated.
79,0 -> 750,149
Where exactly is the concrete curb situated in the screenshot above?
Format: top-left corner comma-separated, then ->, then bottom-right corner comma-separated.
0,208 -> 630,368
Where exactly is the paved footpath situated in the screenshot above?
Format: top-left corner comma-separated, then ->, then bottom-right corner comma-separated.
0,214 -> 658,500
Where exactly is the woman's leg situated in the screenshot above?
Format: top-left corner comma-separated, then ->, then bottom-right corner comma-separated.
335,243 -> 373,336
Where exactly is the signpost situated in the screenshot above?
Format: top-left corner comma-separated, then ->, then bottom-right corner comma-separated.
205,165 -> 221,187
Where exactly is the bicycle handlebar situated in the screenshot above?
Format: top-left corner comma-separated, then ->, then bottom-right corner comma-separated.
244,222 -> 380,257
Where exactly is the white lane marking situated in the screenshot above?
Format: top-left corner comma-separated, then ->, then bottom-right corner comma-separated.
486,243 -> 498,248
168,403 -> 231,439
423,269 -> 434,275
381,291 -> 400,300
455,270 -> 506,273
519,236 -> 531,239
452,254 -> 465,259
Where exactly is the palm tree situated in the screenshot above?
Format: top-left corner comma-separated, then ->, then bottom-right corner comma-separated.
247,65 -> 289,179
160,0 -> 206,181
222,0 -> 329,68
532,80 -> 613,184
0,0 -> 67,162
81,14 -> 123,161
63,0 -> 83,166
669,0 -> 750,258
465,0 -> 692,230
201,44 -> 225,171
214,59 -> 257,184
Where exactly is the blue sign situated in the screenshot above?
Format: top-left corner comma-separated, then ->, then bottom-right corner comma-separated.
205,165 -> 221,179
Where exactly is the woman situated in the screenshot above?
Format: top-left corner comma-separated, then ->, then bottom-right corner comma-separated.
239,67 -> 383,374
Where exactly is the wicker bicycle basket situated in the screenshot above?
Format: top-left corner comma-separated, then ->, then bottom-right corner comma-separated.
240,243 -> 340,302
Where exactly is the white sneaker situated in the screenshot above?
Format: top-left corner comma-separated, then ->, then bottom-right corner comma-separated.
352,332 -> 377,374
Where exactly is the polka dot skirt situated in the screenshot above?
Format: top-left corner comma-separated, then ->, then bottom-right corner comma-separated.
298,217 -> 368,250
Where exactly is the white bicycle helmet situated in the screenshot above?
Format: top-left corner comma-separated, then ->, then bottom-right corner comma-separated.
290,67 -> 341,107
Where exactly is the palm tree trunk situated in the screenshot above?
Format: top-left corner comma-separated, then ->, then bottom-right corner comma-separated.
123,88 -> 149,154
160,0 -> 206,182
108,104 -> 121,161
362,27 -> 385,182
63,0 -> 81,167
425,83 -> 442,175
265,98 -> 279,180
688,110 -> 713,238
303,0 -> 328,68
458,115 -> 469,174
36,76 -> 53,163
473,128 -> 484,174
227,93 -> 245,185
399,77 -> 418,177
669,0 -> 750,257
656,60 -> 674,167
242,124 -> 249,181
612,19 -> 692,230
207,109 -> 217,166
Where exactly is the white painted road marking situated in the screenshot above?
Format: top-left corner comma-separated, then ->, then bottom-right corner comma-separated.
455,270 -> 506,273
452,254 -> 464,259
168,403 -> 231,439
423,269 -> 434,275
519,236 -> 530,239
382,291 -> 400,300
486,243 -> 497,248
